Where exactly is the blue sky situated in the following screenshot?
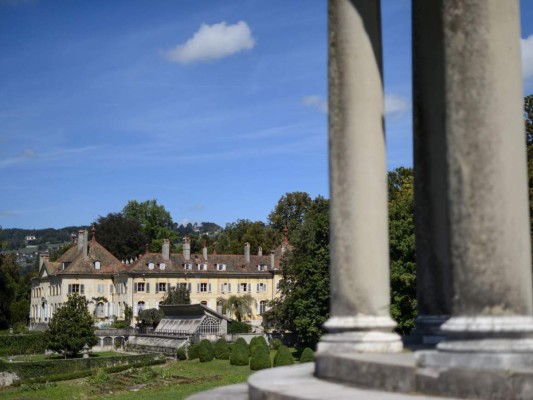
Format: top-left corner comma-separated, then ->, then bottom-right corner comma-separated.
1,0 -> 532,230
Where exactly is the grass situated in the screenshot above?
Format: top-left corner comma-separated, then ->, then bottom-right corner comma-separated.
0,358 -> 253,400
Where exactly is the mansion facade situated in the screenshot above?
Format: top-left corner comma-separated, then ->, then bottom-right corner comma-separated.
30,229 -> 285,329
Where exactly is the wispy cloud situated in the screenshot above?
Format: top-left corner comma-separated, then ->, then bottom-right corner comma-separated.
302,95 -> 328,114
165,21 -> 255,65
0,149 -> 35,168
0,146 -> 98,168
385,93 -> 409,117
0,210 -> 19,218
522,35 -> 533,81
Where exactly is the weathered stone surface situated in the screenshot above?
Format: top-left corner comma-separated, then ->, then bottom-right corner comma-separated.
187,383 -> 247,400
0,372 -> 19,387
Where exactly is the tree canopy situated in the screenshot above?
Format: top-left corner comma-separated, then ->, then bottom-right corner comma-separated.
94,213 -> 148,260
45,294 -> 98,357
217,294 -> 254,322
161,285 -> 191,305
215,220 -> 278,255
268,192 -> 312,242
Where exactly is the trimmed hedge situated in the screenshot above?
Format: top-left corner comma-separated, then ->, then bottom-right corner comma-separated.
230,340 -> 249,366
299,348 -> 314,363
187,343 -> 200,360
233,338 -> 249,354
0,353 -> 162,379
228,321 -> 251,334
214,338 -> 230,360
273,345 -> 294,367
0,333 -> 47,356
250,346 -> 271,371
198,340 -> 214,363
250,336 -> 269,356
271,338 -> 282,350
176,347 -> 187,360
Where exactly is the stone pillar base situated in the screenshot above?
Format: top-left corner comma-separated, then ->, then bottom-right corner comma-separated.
318,315 -> 402,353
407,315 -> 449,347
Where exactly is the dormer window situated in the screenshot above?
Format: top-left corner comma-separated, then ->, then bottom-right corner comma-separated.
148,262 -> 155,270
94,261 -> 101,270
198,263 -> 207,271
216,264 -> 226,271
184,263 -> 193,271
160,263 -> 166,270
257,264 -> 268,271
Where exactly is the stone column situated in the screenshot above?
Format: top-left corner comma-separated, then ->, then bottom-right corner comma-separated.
416,0 -> 533,369
317,0 -> 402,354
409,0 -> 451,347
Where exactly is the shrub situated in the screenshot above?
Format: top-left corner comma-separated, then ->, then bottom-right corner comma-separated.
187,343 -> 200,360
214,338 -> 230,360
176,347 -> 187,361
250,336 -> 269,356
198,339 -> 214,363
273,345 -> 294,367
0,333 -> 47,356
271,338 -> 282,350
250,346 -> 271,371
228,321 -> 251,334
233,337 -> 249,354
88,368 -> 109,384
112,320 -> 129,329
299,348 -> 314,363
230,340 -> 249,366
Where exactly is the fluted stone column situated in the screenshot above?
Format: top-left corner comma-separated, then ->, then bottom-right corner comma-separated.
317,0 -> 402,354
410,0 -> 451,346
416,0 -> 533,369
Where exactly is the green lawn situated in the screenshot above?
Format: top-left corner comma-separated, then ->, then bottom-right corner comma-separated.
0,358 -> 253,400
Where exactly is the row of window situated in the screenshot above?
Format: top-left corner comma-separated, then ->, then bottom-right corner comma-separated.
132,282 -> 270,294
182,263 -> 270,271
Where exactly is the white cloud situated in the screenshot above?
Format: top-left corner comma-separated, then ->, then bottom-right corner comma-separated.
302,95 -> 328,113
522,35 -> 533,80
385,93 -> 409,116
165,21 -> 255,65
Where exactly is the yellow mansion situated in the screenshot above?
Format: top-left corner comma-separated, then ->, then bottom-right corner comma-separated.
30,229 -> 285,329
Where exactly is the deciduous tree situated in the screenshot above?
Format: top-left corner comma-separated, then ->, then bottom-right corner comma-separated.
94,213 -> 148,260
217,294 -> 254,322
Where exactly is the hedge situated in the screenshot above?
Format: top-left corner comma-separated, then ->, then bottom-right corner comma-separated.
176,347 -> 187,360
228,321 -> 251,334
299,348 -> 314,363
230,340 -> 249,366
198,340 -> 214,363
187,343 -> 200,360
214,338 -> 230,360
273,345 -> 294,367
250,336 -> 269,356
0,333 -> 47,356
0,353 -> 162,379
250,346 -> 271,371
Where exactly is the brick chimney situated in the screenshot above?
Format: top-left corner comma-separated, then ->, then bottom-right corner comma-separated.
244,242 -> 250,263
183,237 -> 191,261
162,239 -> 170,260
82,230 -> 88,258
77,230 -> 84,252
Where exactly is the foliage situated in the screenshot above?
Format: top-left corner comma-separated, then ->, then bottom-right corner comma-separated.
299,348 -> 314,363
228,320 -> 252,334
271,338 -> 282,350
265,196 -> 330,348
0,332 -> 47,356
124,304 -> 133,326
229,339 -> 249,366
388,167 -> 417,334
45,294 -> 98,357
198,339 -> 214,363
177,346 -> 187,360
218,294 -> 254,322
0,353 -> 161,379
0,252 -> 30,329
214,219 -> 279,255
268,191 -> 313,242
93,213 -> 148,260
112,320 -> 129,329
250,336 -> 269,356
162,285 -> 191,305
187,343 -> 200,360
0,226 -> 87,251
273,345 -> 294,367
249,345 -> 271,371
214,338 -> 230,360
138,308 -> 164,329
122,199 -> 178,252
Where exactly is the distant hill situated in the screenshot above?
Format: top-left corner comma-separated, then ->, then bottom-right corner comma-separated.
0,226 -> 89,251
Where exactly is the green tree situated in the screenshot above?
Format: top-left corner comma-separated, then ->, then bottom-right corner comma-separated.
122,199 -> 178,252
388,167 -> 417,334
0,253 -> 19,329
138,308 -> 164,329
162,285 -> 191,305
268,192 -> 312,242
215,220 -> 278,255
265,196 -> 330,349
217,294 -> 254,322
93,213 -> 148,260
45,294 -> 98,357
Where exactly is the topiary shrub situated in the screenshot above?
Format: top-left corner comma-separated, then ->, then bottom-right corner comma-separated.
230,340 -> 250,366
250,345 -> 271,371
250,336 -> 269,356
273,345 -> 294,367
176,347 -> 187,361
299,348 -> 314,363
198,339 -> 214,363
233,337 -> 249,355
271,338 -> 282,350
214,338 -> 230,360
187,343 -> 200,360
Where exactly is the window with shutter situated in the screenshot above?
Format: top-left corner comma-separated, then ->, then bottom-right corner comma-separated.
80,285 -> 85,294
228,283 -> 232,293
133,284 -> 137,293
146,283 -> 150,293
208,283 -> 212,292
